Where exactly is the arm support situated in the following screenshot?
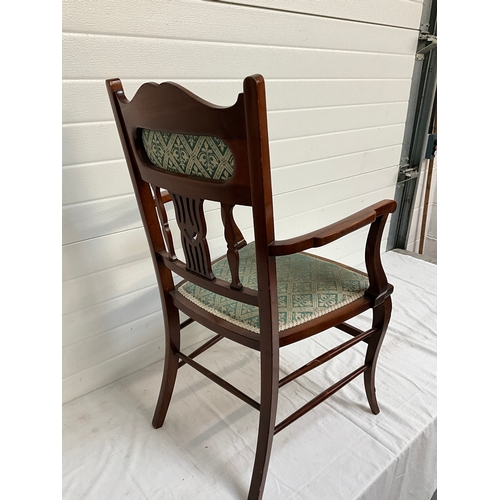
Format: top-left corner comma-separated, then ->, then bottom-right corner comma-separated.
269,200 -> 397,257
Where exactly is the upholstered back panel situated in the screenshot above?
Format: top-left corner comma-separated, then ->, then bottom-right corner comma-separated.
142,129 -> 235,181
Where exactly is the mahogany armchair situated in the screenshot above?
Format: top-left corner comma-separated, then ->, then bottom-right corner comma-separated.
106,74 -> 396,500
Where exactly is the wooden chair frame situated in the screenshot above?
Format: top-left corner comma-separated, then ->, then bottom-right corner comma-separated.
106,74 -> 396,500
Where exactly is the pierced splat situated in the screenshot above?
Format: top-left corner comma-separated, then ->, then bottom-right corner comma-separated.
171,193 -> 215,280
221,203 -> 247,290
153,186 -> 177,261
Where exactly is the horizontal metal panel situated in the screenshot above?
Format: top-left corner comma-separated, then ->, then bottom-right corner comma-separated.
62,227 -> 149,281
62,122 -> 122,166
63,311 -> 164,378
62,34 -> 415,81
62,160 -> 133,206
63,100 -> 407,166
267,79 -> 413,112
63,116 -> 405,167
64,308 -> 221,380
269,102 -> 409,140
63,143 -> 400,207
63,100 -> 406,203
63,78 -> 412,124
271,124 -> 405,168
272,146 -> 401,195
62,284 -> 161,347
63,157 -> 398,249
274,185 -> 396,241
62,194 -> 141,245
273,166 -> 398,220
63,127 -> 400,244
62,257 -> 156,315
63,0 -> 418,53
62,337 -> 164,404
218,0 -> 423,30
276,187 -> 394,239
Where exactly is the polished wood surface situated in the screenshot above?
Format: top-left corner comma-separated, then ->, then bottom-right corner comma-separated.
106,74 -> 396,500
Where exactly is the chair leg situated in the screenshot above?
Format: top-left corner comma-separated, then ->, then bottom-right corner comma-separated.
152,298 -> 181,429
247,349 -> 279,500
364,297 -> 392,415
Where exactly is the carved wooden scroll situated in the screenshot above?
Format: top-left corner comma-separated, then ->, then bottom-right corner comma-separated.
153,186 -> 177,261
221,203 -> 247,290
171,193 -> 215,280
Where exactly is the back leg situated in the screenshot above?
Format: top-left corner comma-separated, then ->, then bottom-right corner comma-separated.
152,297 -> 181,429
364,297 -> 392,414
247,346 -> 279,500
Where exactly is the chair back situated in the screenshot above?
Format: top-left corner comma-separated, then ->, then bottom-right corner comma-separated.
106,75 -> 279,334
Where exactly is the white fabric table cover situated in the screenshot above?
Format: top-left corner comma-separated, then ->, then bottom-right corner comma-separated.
63,251 -> 437,499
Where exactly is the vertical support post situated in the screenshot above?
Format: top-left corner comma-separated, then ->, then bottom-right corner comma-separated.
364,297 -> 392,414
244,74 -> 280,500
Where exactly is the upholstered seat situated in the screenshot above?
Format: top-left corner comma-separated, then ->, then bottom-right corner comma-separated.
179,242 -> 369,333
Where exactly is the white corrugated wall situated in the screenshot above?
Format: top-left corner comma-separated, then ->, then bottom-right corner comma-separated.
62,0 -> 424,403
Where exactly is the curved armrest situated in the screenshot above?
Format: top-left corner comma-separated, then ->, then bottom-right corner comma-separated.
269,199 -> 397,257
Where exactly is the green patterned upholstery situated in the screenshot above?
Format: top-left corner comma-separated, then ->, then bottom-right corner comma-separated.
178,243 -> 369,333
142,129 -> 235,180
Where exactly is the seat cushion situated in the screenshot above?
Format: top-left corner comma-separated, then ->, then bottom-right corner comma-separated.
178,243 -> 369,333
